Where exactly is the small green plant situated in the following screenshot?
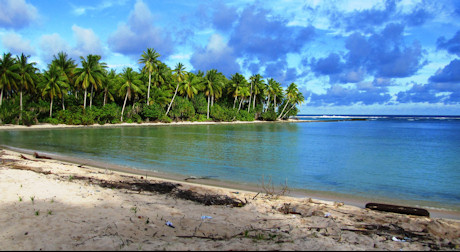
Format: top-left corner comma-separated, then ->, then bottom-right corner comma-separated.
68,175 -> 74,181
30,196 -> 35,204
50,198 -> 54,203
18,196 -> 23,202
35,210 -> 40,216
47,210 -> 53,215
130,206 -> 138,215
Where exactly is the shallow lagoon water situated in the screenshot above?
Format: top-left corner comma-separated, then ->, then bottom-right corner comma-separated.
1,118 -> 459,211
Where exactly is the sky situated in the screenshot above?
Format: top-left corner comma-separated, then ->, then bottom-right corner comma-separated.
1,0 -> 459,115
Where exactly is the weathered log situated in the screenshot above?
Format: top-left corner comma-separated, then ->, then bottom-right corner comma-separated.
365,202 -> 430,217
33,152 -> 52,159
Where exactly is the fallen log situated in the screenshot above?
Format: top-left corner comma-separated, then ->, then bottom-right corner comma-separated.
365,202 -> 430,217
33,152 -> 52,159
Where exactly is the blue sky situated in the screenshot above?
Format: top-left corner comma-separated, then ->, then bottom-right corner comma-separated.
1,0 -> 459,115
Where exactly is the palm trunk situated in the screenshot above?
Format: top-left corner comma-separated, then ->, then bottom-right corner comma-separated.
103,88 -> 107,107
278,100 -> 290,119
233,96 -> 237,109
62,95 -> 65,111
248,83 -> 253,112
237,96 -> 244,113
90,85 -> 93,108
253,93 -> 256,110
211,95 -> 214,107
19,90 -> 23,120
146,72 -> 151,105
49,97 -> 53,118
0,88 -> 3,106
281,103 -> 296,119
207,94 -> 210,119
266,94 -> 270,112
274,95 -> 277,112
120,91 -> 129,122
83,88 -> 87,110
165,84 -> 179,116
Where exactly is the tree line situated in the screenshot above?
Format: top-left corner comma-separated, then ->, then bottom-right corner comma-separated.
0,49 -> 305,126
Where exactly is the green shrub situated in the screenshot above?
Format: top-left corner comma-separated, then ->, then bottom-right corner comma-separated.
21,110 -> 37,126
210,104 -> 236,121
159,115 -> 172,123
191,93 -> 208,115
261,108 -> 277,121
169,97 -> 195,120
236,110 -> 255,121
141,103 -> 164,121
46,117 -> 60,125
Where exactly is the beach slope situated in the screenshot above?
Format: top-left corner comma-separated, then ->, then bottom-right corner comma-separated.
1,149 -> 459,250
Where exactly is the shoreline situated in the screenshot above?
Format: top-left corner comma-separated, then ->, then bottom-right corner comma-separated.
4,145 -> 460,221
1,148 -> 460,250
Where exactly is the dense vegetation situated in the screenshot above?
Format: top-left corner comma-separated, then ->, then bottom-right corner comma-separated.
0,49 -> 304,126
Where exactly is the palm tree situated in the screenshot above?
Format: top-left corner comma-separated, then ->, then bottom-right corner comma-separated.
0,53 -> 19,107
139,48 -> 160,105
248,74 -> 263,112
203,69 -> 223,119
179,72 -> 204,99
16,53 -> 37,119
251,74 -> 264,111
237,85 -> 250,113
278,83 -> 298,119
42,64 -> 68,118
165,62 -> 186,116
119,67 -> 143,121
279,89 -> 305,119
103,69 -> 117,106
52,52 -> 76,100
74,54 -> 106,110
229,73 -> 248,109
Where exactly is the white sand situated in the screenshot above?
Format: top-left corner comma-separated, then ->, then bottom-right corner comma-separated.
1,148 -> 459,250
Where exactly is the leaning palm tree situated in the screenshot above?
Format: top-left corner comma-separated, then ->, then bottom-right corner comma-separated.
103,69 -> 117,106
16,53 -> 37,119
0,53 -> 20,107
139,48 -> 160,105
74,54 -> 106,109
119,67 -> 143,122
165,62 -> 186,116
279,90 -> 305,119
278,82 -> 298,119
42,64 -> 68,118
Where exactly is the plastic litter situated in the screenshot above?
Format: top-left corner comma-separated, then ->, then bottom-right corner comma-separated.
201,216 -> 213,220
392,236 -> 407,242
165,221 -> 175,228
324,212 -> 331,218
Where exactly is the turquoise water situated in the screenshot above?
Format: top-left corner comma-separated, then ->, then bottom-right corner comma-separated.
1,118 -> 460,211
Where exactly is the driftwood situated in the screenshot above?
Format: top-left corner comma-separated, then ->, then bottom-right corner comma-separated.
33,152 -> 52,159
365,203 -> 430,217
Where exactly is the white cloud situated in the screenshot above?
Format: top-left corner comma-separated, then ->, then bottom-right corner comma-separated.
0,0 -> 38,29
39,33 -> 71,62
71,25 -> 104,57
1,32 -> 35,55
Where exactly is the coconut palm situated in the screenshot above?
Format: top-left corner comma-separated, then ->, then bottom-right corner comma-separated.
278,83 -> 298,119
52,52 -> 76,96
74,54 -> 106,109
16,53 -> 37,119
279,90 -> 305,119
103,69 -> 117,106
251,74 -> 265,111
119,67 -> 143,121
0,53 -> 19,107
42,64 -> 68,118
229,73 -> 248,109
248,74 -> 263,112
139,48 -> 160,105
179,72 -> 204,99
203,69 -> 223,119
165,62 -> 186,116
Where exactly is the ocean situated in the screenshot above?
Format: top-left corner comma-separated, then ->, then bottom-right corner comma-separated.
1,115 -> 459,212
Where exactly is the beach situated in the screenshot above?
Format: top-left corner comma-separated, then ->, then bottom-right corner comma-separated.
1,141 -> 460,250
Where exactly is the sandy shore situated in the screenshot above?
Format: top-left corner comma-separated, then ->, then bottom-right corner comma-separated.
1,148 -> 459,251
